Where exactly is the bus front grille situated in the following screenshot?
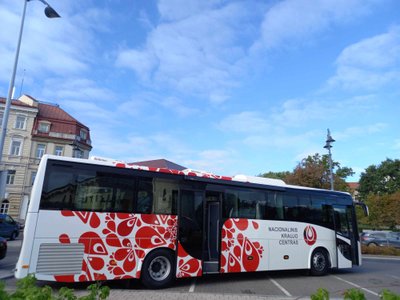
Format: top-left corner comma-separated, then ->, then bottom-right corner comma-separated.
36,243 -> 84,275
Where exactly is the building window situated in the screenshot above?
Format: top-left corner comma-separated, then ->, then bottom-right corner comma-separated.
0,200 -> 9,214
75,149 -> 84,158
80,129 -> 87,140
0,112 -> 3,127
10,139 -> 22,156
36,144 -> 46,158
31,171 -> 37,186
15,115 -> 27,130
6,170 -> 16,185
38,122 -> 50,133
54,146 -> 63,156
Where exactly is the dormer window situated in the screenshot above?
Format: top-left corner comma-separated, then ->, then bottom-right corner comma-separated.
38,121 -> 51,133
80,129 -> 87,140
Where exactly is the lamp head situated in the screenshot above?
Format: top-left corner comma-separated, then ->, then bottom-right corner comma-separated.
44,5 -> 60,18
326,136 -> 335,143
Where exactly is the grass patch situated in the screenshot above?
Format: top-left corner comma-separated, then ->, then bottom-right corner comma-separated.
361,245 -> 400,256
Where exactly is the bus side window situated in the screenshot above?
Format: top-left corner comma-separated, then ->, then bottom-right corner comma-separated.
265,191 -> 284,220
41,165 -> 76,210
153,179 -> 179,214
223,191 -> 238,218
297,194 -> 311,220
282,193 -> 298,221
136,178 -> 153,214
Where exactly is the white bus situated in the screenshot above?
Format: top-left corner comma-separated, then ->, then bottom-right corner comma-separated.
16,155 -> 363,288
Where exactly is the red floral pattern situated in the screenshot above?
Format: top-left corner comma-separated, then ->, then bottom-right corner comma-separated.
220,219 -> 264,273
55,211 -> 177,282
176,242 -> 202,278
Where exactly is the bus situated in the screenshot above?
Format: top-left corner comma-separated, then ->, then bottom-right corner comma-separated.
16,155 -> 363,288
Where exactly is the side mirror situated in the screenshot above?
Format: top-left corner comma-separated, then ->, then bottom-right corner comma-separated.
354,201 -> 369,217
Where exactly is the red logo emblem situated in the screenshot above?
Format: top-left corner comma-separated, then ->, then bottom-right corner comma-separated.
304,225 -> 317,245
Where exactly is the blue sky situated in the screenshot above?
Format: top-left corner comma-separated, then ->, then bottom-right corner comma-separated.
1,0 -> 399,181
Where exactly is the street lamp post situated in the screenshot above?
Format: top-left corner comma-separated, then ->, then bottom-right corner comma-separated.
0,0 -> 60,165
323,129 -> 335,190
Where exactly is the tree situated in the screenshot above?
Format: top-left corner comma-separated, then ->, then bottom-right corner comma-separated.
362,191 -> 400,229
258,171 -> 290,181
358,158 -> 400,200
260,153 -> 354,192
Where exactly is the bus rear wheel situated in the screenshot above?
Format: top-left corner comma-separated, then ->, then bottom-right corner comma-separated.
141,249 -> 175,289
310,249 -> 329,276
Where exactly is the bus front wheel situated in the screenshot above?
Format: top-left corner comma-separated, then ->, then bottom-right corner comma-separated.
310,249 -> 329,276
141,249 -> 175,289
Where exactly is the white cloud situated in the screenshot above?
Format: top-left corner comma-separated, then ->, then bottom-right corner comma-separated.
115,1 -> 253,103
0,1 -> 111,91
217,111 -> 270,133
160,97 -> 199,117
393,139 -> 400,150
157,0 -> 223,22
335,123 -> 388,140
42,78 -> 116,102
252,0 -> 372,52
184,148 -> 237,174
328,26 -> 400,90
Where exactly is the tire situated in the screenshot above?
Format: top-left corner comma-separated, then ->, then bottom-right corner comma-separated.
310,249 -> 329,276
368,242 -> 378,247
141,249 -> 175,289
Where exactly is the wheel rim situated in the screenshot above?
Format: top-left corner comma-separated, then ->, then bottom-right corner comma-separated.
312,252 -> 326,272
148,256 -> 171,282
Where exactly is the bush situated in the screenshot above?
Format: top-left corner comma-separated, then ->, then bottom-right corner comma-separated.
311,288 -> 329,300
310,288 -> 400,300
343,288 -> 366,300
361,245 -> 400,256
0,274 -> 110,300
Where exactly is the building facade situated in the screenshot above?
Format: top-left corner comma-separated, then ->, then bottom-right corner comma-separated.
0,95 -> 92,220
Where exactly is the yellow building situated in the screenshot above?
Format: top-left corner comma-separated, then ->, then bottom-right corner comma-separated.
0,95 -> 92,221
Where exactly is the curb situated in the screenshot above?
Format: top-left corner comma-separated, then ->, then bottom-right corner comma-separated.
362,255 -> 400,260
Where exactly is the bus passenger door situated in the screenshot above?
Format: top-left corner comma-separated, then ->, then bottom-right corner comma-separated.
178,190 -> 204,274
333,205 -> 357,268
203,191 -> 222,274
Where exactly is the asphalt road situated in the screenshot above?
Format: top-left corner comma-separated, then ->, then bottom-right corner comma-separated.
1,237 -> 399,299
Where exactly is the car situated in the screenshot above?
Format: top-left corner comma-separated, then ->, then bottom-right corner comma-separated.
0,214 -> 20,240
0,236 -> 7,259
360,231 -> 400,248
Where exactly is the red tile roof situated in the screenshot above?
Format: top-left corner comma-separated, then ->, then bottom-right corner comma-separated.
25,97 -> 91,148
347,182 -> 359,190
132,159 -> 186,171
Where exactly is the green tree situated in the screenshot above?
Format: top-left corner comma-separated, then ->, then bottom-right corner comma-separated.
362,191 -> 400,229
358,158 -> 400,201
258,171 -> 290,180
260,153 -> 354,192
285,153 -> 353,191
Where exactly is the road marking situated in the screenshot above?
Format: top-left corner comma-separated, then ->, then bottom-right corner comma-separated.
269,277 -> 292,297
389,275 -> 400,280
332,275 -> 379,297
189,279 -> 196,293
